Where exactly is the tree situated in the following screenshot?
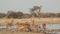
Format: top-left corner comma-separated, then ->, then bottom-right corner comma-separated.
0,13 -> 6,18
6,10 -> 17,18
16,11 -> 23,18
29,5 -> 42,17
57,13 -> 60,17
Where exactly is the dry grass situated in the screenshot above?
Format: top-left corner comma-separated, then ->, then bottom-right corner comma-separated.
0,18 -> 60,25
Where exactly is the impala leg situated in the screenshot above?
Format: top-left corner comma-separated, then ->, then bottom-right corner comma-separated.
41,24 -> 46,34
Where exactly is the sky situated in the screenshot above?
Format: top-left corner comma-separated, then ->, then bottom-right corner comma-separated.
0,0 -> 60,13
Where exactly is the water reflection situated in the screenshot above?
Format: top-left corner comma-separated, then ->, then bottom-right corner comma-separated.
46,24 -> 60,29
0,24 -> 60,29
0,24 -> 60,34
0,25 -> 16,29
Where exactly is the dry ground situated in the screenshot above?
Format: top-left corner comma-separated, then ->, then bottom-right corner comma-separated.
0,18 -> 60,25
0,32 -> 44,34
0,29 -> 44,34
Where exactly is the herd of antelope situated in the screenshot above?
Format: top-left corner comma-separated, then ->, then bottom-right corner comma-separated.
3,20 -> 45,33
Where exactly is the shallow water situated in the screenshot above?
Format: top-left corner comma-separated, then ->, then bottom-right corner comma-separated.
46,24 -> 60,29
0,24 -> 60,34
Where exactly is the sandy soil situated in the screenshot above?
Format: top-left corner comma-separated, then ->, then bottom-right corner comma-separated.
0,32 -> 44,34
0,29 -> 44,34
0,18 -> 60,25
